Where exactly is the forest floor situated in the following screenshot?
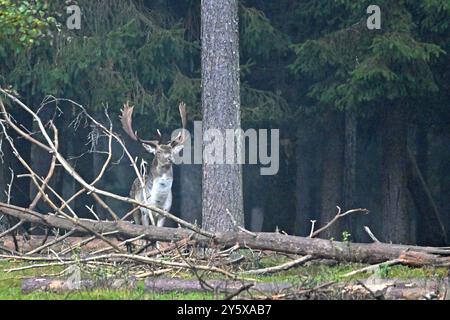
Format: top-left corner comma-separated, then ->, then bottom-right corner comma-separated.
0,253 -> 448,300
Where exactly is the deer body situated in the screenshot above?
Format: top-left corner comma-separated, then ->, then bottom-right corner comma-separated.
130,164 -> 173,227
121,102 -> 186,227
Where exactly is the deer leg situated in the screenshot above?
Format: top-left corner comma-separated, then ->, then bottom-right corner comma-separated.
132,206 -> 142,225
142,211 -> 150,227
156,216 -> 166,227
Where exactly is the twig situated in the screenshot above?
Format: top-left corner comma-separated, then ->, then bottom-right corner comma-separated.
356,280 -> 384,300
311,206 -> 369,238
224,284 -> 254,300
309,220 -> 317,238
25,229 -> 76,256
91,234 -> 146,255
0,244 -> 20,255
28,120 -> 58,211
134,268 -> 173,279
364,226 -> 381,243
226,209 -> 257,237
241,255 -> 313,275
267,281 -> 336,300
58,231 -> 119,255
342,259 -> 401,277
0,220 -> 23,239
3,253 -> 238,279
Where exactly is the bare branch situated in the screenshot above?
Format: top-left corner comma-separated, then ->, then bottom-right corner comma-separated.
311,206 -> 369,238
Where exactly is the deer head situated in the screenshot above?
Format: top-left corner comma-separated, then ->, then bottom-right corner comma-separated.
120,102 -> 187,167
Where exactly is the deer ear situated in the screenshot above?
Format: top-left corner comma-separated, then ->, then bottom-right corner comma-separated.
172,143 -> 184,155
143,143 -> 157,154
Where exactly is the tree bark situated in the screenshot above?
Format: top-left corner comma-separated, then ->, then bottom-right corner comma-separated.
22,277 -> 136,294
2,202 -> 450,266
294,125 -> 315,236
320,111 -> 345,239
381,103 -> 410,244
407,148 -> 447,245
344,111 -> 357,217
201,0 -> 244,232
439,132 -> 450,244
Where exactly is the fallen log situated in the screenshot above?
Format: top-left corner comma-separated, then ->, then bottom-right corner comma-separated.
144,278 -> 293,295
344,277 -> 450,300
1,235 -> 121,252
22,277 -> 136,294
21,276 -> 450,300
2,202 -> 450,266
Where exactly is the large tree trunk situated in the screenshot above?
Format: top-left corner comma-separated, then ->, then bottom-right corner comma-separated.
201,0 -> 244,232
381,103 -> 410,244
320,111 -> 344,239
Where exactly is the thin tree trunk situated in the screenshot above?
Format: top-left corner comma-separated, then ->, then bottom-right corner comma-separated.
408,148 -> 447,245
381,103 -> 410,244
344,111 -> 356,211
201,0 -> 243,232
294,126 -> 313,236
344,110 -> 357,237
320,111 -> 344,239
439,132 -> 450,243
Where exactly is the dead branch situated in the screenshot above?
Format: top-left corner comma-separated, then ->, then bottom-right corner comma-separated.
364,226 -> 381,243
25,229 -> 76,256
0,220 -> 23,239
0,89 -> 213,238
311,206 -> 369,238
342,259 -> 402,277
241,255 -> 313,275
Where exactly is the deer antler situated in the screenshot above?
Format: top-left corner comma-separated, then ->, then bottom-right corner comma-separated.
120,102 -> 159,147
170,102 -> 187,147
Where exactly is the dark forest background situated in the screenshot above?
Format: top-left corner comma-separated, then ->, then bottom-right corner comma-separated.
0,0 -> 449,246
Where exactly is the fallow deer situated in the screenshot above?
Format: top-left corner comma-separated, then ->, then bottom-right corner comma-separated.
120,102 -> 186,227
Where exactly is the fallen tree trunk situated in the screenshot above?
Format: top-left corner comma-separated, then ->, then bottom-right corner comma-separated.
344,277 -> 450,300
21,276 -> 449,300
2,202 -> 450,266
22,277 -> 136,294
1,235 -> 120,252
144,278 -> 293,294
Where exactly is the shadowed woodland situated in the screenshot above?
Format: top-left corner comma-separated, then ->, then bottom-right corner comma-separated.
0,0 -> 450,300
